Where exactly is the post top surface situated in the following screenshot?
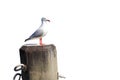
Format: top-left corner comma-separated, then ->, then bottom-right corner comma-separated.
23,44 -> 55,46
20,44 -> 56,51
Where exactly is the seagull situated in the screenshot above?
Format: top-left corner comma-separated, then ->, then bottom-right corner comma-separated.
24,17 -> 50,45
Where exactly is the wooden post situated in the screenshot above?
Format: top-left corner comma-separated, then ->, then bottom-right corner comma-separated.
19,44 -> 58,80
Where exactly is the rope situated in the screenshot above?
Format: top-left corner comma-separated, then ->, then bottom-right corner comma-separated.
14,64 -> 27,71
13,73 -> 22,80
13,64 -> 27,80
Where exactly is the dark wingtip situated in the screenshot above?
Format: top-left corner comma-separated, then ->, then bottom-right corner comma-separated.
24,38 -> 29,42
24,39 -> 27,42
24,40 -> 26,42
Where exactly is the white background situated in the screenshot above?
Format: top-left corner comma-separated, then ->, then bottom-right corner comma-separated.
0,0 -> 120,80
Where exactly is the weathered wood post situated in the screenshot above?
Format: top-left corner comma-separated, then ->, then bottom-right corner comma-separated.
19,44 -> 58,80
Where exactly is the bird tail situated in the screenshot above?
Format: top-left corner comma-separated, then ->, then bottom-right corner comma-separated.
24,38 -> 31,42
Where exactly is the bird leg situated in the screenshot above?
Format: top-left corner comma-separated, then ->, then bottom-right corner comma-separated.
40,38 -> 43,46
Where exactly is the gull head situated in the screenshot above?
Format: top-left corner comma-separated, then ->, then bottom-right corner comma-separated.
41,17 -> 50,22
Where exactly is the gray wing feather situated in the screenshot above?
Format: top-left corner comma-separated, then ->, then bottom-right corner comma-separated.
29,29 -> 43,39
25,29 -> 43,42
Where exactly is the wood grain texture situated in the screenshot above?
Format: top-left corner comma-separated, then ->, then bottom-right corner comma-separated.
19,44 -> 58,80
